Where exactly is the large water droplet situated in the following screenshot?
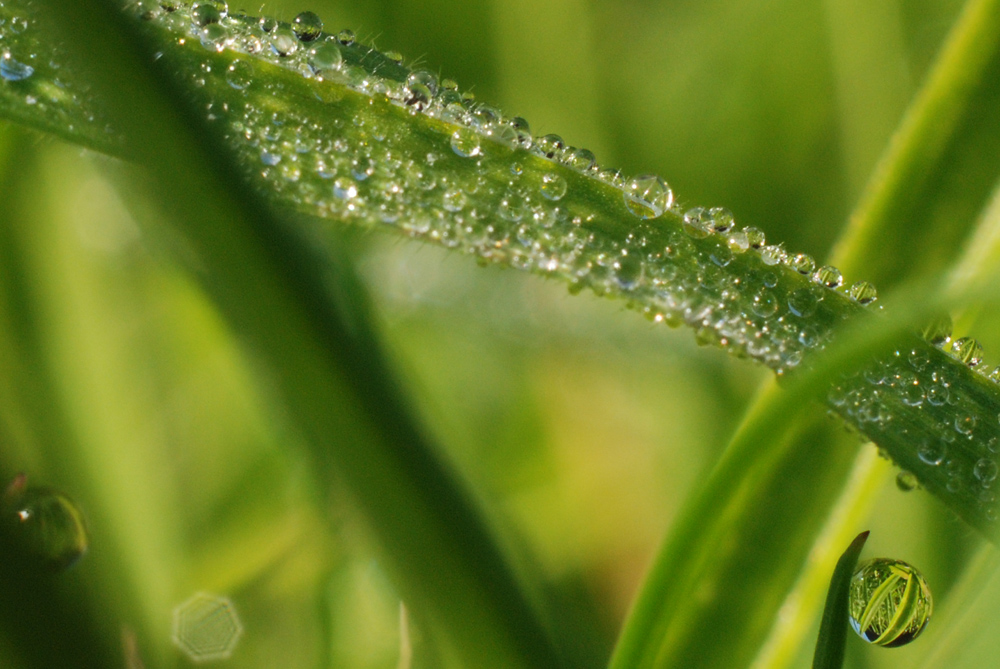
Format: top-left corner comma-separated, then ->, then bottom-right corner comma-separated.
292,11 -> 323,41
708,207 -> 734,232
2,476 -> 88,571
681,207 -> 711,239
849,558 -> 932,647
623,175 -> 672,220
975,458 -> 998,485
0,54 -> 34,82
788,253 -> 816,275
917,441 -> 945,466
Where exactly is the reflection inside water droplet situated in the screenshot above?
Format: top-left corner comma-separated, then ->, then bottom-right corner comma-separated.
849,558 -> 932,647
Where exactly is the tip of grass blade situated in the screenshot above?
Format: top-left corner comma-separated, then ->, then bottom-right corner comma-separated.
812,530 -> 870,669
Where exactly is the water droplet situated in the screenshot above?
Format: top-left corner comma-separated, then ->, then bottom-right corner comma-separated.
172,593 -> 243,662
292,11 -> 323,41
309,41 -> 343,73
2,477 -> 88,571
540,173 -> 567,201
270,26 -> 299,56
442,189 -> 466,212
975,458 -> 998,485
337,29 -> 356,46
788,253 -> 816,275
813,265 -> 843,288
849,558 -> 932,647
951,337 -> 983,367
509,117 -> 533,149
404,71 -> 437,111
896,471 -> 918,491
191,0 -> 225,26
259,16 -> 277,32
760,245 -> 785,266
918,441 -> 945,466
450,128 -> 482,158
955,413 -> 977,436
624,175 -> 672,220
333,177 -> 358,200
225,59 -> 253,89
752,289 -> 779,317
681,207 -> 711,238
788,287 -> 820,317
534,134 -> 564,160
922,316 -> 952,346
848,281 -> 877,305
497,191 -> 528,222
564,147 -> 596,172
0,54 -> 34,82
743,227 -> 765,249
708,207 -> 734,232
709,245 -> 733,267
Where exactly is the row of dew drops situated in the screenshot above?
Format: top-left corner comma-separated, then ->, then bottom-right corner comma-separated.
134,2 -> 1000,372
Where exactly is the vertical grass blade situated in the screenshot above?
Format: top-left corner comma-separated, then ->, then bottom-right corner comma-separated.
812,530 -> 869,669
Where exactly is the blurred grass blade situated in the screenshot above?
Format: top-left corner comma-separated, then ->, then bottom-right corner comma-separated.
812,530 -> 869,669
34,1 -> 564,667
830,0 -> 1000,283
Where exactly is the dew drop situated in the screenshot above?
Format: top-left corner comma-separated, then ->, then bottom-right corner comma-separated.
624,175 -> 672,220
896,470 -> 918,492
259,16 -> 277,32
955,413 -> 977,436
225,59 -> 253,89
849,558 -> 932,647
814,265 -> 843,289
337,29 -> 356,46
752,289 -> 779,317
540,173 -> 567,201
918,441 -> 945,466
564,147 -> 596,172
2,477 -> 88,571
0,53 -> 34,82
681,207 -> 711,239
951,337 -> 983,367
744,227 -> 766,249
442,189 -> 466,212
848,281 -> 877,305
534,134 -> 565,160
270,26 -> 300,56
450,128 -> 482,158
309,41 -> 343,73
788,287 -> 819,317
509,117 -> 533,149
191,0 -> 225,26
922,316 -> 952,346
333,177 -> 358,200
710,245 -> 733,267
292,11 -> 323,41
786,253 -> 815,275
975,458 -> 998,485
760,245 -> 785,266
708,207 -> 734,232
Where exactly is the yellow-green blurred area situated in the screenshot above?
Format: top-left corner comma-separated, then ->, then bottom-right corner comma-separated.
6,0 -> 1000,667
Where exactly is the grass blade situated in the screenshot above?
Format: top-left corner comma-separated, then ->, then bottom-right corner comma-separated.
812,530 -> 869,669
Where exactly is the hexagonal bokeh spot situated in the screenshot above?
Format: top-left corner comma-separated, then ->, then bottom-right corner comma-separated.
171,592 -> 243,662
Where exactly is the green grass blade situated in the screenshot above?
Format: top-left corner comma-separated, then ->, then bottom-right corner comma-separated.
812,530 -> 869,669
32,2 -> 563,667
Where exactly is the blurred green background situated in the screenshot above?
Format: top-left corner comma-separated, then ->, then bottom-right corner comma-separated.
5,0 -> 1000,666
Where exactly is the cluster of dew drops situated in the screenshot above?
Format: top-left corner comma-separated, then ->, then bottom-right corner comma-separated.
5,0 -> 1000,523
